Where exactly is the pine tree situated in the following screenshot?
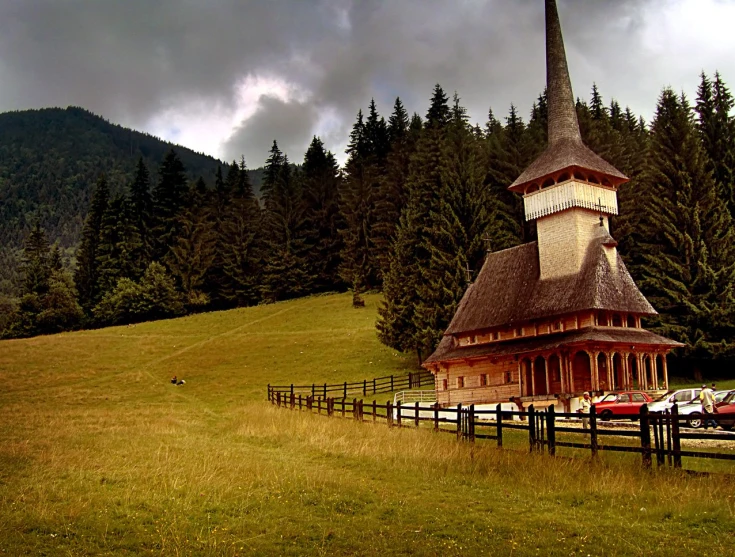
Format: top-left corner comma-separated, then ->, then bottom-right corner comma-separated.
22,222 -> 51,297
218,155 -> 262,306
339,109 -> 380,298
260,143 -> 309,301
377,84 -> 452,357
640,88 -> 735,357
373,97 -> 417,277
696,72 -> 735,215
95,194 -> 143,298
301,136 -> 344,292
74,175 -> 109,312
129,157 -> 152,263
152,149 -> 188,260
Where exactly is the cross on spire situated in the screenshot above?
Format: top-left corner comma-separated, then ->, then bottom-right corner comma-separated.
483,233 -> 493,254
596,197 -> 605,227
465,264 -> 473,285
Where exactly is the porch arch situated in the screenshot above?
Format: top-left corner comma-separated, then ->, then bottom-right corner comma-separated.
572,351 -> 592,393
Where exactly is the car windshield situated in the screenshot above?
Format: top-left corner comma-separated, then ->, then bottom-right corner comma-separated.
600,394 -> 618,402
721,391 -> 735,404
654,391 -> 674,402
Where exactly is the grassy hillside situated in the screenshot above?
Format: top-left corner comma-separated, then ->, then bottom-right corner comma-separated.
0,293 -> 733,556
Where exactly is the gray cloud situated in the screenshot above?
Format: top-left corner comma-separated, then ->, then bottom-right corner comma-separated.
0,0 -> 730,167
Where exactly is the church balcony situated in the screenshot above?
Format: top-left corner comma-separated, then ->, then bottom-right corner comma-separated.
523,179 -> 618,221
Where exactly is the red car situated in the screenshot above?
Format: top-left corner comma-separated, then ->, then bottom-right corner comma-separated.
594,391 -> 655,421
715,391 -> 735,431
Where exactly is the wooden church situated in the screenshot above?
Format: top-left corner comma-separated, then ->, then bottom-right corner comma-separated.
423,0 -> 683,411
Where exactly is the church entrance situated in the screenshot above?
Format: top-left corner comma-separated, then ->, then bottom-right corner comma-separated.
612,353 -> 624,390
628,354 -> 639,389
521,358 -> 533,396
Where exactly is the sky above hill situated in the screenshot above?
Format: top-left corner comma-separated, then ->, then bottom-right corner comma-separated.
1,0 -> 733,168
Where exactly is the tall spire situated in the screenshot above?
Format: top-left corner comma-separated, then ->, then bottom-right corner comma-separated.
546,0 -> 581,145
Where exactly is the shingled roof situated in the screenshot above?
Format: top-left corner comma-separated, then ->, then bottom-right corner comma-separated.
443,232 -> 656,337
508,0 -> 627,192
425,326 -> 683,365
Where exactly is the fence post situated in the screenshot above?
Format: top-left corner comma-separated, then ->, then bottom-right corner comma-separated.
415,401 -> 420,427
290,392 -> 295,410
590,406 -> 598,458
387,401 -> 393,427
456,404 -> 463,439
363,380 -> 367,397
324,383 -> 327,398
353,398 -> 357,420
299,394 -> 302,410
434,404 -> 439,432
290,384 -> 294,396
671,404 -> 682,469
373,378 -> 376,395
496,403 -> 503,448
306,395 -> 312,411
528,405 -> 536,452
640,404 -> 652,468
469,405 -> 475,443
276,392 -> 281,408
396,401 -> 402,427
372,400 -> 377,422
546,405 -> 555,456
344,382 -> 347,399
391,375 -> 394,392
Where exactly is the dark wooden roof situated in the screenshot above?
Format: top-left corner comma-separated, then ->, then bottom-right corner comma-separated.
425,326 -> 683,365
444,233 -> 656,336
509,0 -> 627,192
509,140 -> 628,191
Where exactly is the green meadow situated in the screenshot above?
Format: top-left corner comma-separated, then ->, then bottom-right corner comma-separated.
1,293 -> 733,556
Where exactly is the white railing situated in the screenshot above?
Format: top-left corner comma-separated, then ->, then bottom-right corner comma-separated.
393,390 -> 437,405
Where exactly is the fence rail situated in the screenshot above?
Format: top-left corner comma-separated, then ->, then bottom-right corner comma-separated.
268,391 -> 735,471
267,371 -> 434,401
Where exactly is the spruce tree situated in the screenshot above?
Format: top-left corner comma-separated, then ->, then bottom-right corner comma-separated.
152,149 -> 188,260
696,72 -> 735,216
301,136 -> 344,292
74,175 -> 109,313
260,143 -> 309,301
640,88 -> 735,357
129,157 -> 152,263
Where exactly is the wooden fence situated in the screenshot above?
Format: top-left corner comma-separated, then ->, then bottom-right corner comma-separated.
267,370 -> 434,401
269,392 -> 735,470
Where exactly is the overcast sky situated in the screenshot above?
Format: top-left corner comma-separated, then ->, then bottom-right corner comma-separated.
1,0 -> 734,168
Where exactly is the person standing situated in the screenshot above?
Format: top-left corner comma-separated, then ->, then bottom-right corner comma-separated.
579,392 -> 592,430
699,384 -> 716,429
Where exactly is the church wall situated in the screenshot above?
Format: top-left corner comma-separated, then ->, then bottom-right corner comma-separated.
537,207 -> 608,279
434,357 -> 519,406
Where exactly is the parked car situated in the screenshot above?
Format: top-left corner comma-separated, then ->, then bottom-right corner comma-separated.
714,391 -> 735,431
595,391 -> 655,420
677,390 -> 731,428
647,388 -> 701,413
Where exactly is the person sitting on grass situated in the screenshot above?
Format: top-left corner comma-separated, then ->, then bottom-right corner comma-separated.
171,375 -> 177,385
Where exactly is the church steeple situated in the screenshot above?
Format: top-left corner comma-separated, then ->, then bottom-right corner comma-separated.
545,0 -> 581,145
508,0 -> 627,196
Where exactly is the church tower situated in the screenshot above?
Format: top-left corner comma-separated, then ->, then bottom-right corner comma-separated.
508,0 -> 628,280
423,0 -> 683,411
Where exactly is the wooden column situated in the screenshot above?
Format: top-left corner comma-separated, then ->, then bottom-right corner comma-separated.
517,360 -> 523,397
544,355 -> 550,395
531,358 -> 536,396
568,352 -> 575,393
663,355 -> 669,389
638,353 -> 646,390
622,353 -> 629,390
606,352 -> 613,392
591,351 -> 598,391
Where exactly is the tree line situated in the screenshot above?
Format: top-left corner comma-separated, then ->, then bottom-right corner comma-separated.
3,74 -> 735,370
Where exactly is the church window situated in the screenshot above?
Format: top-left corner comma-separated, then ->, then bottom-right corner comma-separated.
588,174 -> 600,184
457,377 -> 465,389
612,314 -> 622,327
557,172 -> 570,182
627,315 -> 636,328
553,321 -> 562,331
505,372 -> 512,384
515,327 -> 523,337
492,331 -> 499,341
598,313 -> 609,326
542,177 -> 555,189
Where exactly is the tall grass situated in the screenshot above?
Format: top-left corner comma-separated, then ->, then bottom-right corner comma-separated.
1,293 -> 733,555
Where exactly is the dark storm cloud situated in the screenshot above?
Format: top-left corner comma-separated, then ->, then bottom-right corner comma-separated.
0,0 -> 700,165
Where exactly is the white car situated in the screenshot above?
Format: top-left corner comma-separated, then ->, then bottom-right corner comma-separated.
648,388 -> 701,413
675,390 -> 731,428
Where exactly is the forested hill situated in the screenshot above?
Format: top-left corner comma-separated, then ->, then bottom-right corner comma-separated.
0,107 -> 264,249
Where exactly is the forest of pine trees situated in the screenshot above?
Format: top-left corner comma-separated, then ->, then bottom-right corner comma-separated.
3,74 -> 735,372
